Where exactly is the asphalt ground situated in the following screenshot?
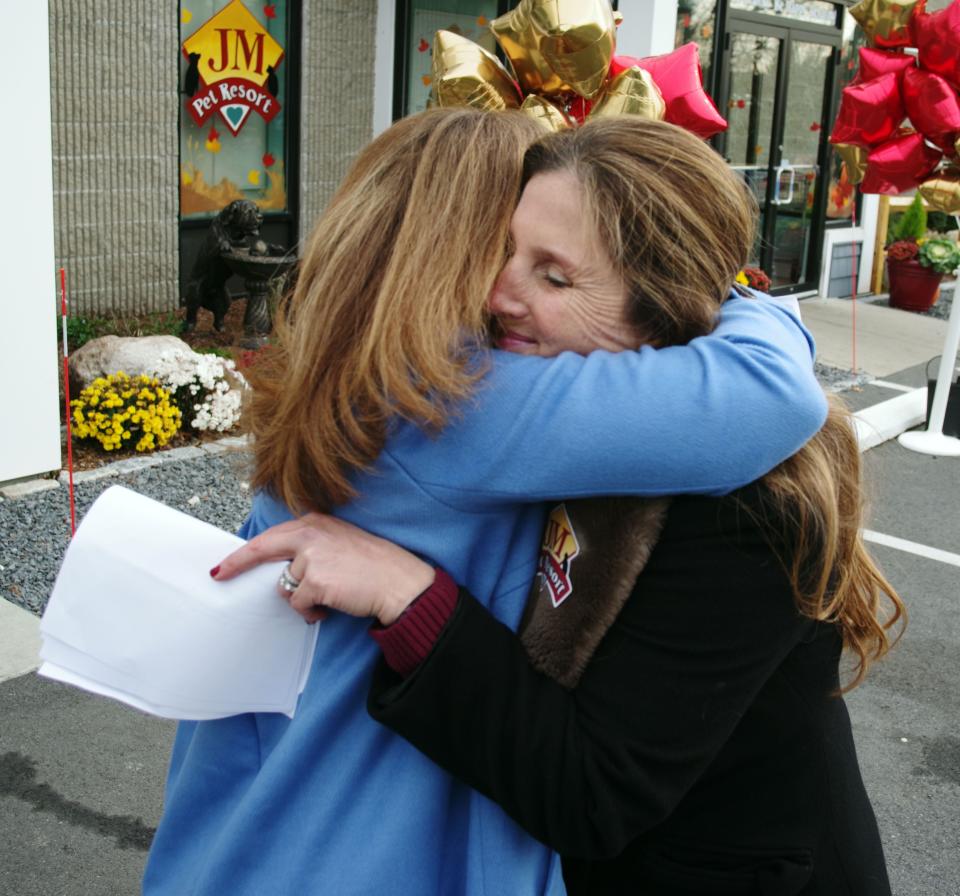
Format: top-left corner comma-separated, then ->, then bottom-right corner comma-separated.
1,365 -> 958,895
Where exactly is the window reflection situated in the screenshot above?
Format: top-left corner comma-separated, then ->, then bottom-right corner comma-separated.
403,1 -> 500,117
729,0 -> 838,26
676,0 -> 718,89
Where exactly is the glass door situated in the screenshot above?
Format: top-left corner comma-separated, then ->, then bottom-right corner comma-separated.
716,17 -> 839,293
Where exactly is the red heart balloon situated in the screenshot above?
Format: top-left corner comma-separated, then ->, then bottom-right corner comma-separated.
913,0 -> 960,90
612,43 -> 727,139
829,72 -> 905,148
902,66 -> 960,137
861,130 -> 942,193
855,47 -> 915,84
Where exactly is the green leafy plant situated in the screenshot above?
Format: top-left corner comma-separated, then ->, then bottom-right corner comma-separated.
888,194 -> 928,244
195,346 -> 234,359
70,372 -> 182,453
926,210 -> 956,234
57,310 -> 185,351
57,314 -> 111,351
918,237 -> 960,274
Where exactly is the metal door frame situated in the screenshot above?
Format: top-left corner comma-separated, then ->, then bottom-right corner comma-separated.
715,12 -> 841,294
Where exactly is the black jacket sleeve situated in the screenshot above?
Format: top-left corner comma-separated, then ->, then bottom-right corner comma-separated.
367,498 -> 812,861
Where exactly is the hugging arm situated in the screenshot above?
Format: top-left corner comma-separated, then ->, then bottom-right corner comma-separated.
391,297 -> 827,502
366,517 -> 810,859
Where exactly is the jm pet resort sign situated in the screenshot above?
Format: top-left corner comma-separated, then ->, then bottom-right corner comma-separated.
182,0 -> 284,136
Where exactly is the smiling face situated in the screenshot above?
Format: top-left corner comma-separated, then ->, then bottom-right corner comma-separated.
488,170 -> 640,357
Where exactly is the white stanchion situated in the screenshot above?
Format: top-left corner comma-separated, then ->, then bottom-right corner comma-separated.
898,285 -> 960,457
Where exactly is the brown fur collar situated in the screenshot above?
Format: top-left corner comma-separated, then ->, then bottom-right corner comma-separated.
519,497 -> 671,689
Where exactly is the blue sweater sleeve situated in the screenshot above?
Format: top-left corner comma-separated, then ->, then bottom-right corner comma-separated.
386,295 -> 827,502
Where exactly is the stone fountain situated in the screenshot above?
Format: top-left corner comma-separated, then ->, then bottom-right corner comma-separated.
221,239 -> 297,348
182,199 -> 297,346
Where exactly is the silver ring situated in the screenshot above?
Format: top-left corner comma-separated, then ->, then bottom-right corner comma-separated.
278,563 -> 300,594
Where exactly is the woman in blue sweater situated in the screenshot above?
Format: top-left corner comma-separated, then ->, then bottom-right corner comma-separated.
216,118 -> 904,894
144,110 -> 827,896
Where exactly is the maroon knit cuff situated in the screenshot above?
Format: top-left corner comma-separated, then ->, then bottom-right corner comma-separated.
369,568 -> 459,678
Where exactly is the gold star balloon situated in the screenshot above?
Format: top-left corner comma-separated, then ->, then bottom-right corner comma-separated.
491,4 -> 564,96
492,0 -> 616,100
589,66 -> 666,121
432,30 -> 521,112
519,94 -> 573,131
834,142 -> 869,185
849,0 -> 920,48
919,172 -> 960,213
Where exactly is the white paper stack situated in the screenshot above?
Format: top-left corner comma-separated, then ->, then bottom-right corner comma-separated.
38,485 -> 317,720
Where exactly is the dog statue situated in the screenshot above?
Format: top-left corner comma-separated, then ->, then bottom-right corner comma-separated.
183,199 -> 264,333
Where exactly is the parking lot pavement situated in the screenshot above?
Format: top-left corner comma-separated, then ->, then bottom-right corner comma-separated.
847,439 -> 960,896
0,672 -> 174,896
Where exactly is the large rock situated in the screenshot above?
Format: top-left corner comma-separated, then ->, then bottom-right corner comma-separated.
68,335 -> 208,394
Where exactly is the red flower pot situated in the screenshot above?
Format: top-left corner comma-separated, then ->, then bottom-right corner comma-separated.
887,258 -> 942,312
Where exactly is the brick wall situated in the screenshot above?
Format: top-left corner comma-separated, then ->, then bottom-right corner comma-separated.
49,1 -> 180,317
298,1 -> 378,241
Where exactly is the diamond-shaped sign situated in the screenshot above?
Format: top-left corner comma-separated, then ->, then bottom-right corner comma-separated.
181,0 -> 284,133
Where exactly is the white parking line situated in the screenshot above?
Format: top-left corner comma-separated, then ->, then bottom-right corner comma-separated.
870,380 -> 917,393
863,530 -> 960,568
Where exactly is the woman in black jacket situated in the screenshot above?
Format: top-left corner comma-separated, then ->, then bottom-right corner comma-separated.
215,118 -> 905,895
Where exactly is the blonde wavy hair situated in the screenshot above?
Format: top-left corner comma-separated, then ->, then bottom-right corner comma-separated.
523,117 -> 904,689
244,108 -> 543,513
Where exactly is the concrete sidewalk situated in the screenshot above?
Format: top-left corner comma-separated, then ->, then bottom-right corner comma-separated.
801,294 -> 950,377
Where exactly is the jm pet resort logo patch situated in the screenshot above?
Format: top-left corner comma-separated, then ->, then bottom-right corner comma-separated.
537,504 -> 581,608
182,0 -> 284,136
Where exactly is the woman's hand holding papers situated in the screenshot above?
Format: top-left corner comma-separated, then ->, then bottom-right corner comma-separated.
211,514 -> 435,626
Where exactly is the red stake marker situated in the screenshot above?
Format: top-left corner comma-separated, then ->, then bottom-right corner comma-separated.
850,202 -> 858,377
60,268 -> 76,537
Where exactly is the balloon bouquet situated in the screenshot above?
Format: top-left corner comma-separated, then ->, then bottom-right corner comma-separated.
428,0 -> 727,139
830,0 -> 960,212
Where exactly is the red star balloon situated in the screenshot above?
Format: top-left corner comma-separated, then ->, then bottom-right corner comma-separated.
612,43 -> 726,139
861,130 -> 942,193
830,72 -> 905,148
929,132 -> 960,157
855,46 -> 915,83
913,0 -> 960,91
902,67 -> 960,137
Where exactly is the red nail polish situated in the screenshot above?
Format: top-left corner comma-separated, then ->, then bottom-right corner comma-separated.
210,565 -> 221,578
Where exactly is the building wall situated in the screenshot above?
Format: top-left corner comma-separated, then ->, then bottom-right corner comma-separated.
299,1 -> 378,240
49,1 -> 180,317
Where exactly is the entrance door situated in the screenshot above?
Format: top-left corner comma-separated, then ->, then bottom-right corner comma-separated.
716,16 -> 839,293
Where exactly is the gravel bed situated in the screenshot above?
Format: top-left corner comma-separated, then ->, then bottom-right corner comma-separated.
814,361 -> 874,393
0,451 -> 254,616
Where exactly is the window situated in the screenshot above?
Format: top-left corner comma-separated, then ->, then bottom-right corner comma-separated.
398,1 -> 504,118
675,0 -> 718,91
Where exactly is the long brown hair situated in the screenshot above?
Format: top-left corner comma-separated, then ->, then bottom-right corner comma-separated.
245,108 -> 543,513
524,117 -> 904,688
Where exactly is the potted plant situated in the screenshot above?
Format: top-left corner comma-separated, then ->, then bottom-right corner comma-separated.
884,194 -> 953,312
735,266 -> 773,293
